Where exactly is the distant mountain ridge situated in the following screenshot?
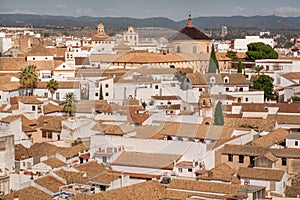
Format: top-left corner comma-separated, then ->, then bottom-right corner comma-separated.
0,14 -> 300,30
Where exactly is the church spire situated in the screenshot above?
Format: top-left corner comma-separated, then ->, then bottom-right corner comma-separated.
186,12 -> 194,28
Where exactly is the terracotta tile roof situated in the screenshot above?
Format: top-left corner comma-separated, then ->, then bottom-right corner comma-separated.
73,161 -> 107,179
0,57 -> 27,71
113,151 -> 182,169
277,115 -> 300,124
0,115 -> 20,123
27,60 -> 55,71
221,73 -> 248,85
89,172 -> 120,184
34,175 -> 65,193
237,167 -> 285,181
42,102 -> 64,114
15,144 -> 31,160
285,186 -> 300,198
128,106 -> 150,124
250,128 -> 289,147
158,121 -> 210,139
216,52 -> 232,61
74,180 -> 166,200
286,132 -> 300,140
27,44 -> 52,56
0,82 -> 20,91
42,157 -> 66,169
282,72 -> 300,82
134,125 -> 165,139
1,186 -> 52,200
47,47 -> 67,58
232,102 -> 300,113
37,116 -> 67,132
58,143 -> 86,159
270,148 -> 300,159
10,96 -> 44,104
29,142 -> 62,157
91,122 -> 135,135
186,72 -> 206,85
55,169 -> 88,184
211,163 -> 236,176
168,179 -> 245,195
151,95 -> 181,100
222,144 -> 266,156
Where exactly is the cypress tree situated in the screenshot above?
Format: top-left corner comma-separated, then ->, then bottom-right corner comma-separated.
237,61 -> 243,73
208,44 -> 219,73
214,101 -> 224,125
99,84 -> 103,100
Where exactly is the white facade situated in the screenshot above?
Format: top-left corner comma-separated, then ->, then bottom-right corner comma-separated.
123,26 -> 139,46
0,37 -> 12,53
234,36 -> 274,52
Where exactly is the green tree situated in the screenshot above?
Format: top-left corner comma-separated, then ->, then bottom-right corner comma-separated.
46,79 -> 58,99
237,61 -> 243,73
208,44 -> 219,73
226,50 -> 238,60
174,71 -> 186,83
63,93 -> 76,116
214,101 -> 224,126
19,65 -> 38,96
99,84 -> 103,100
252,75 -> 274,100
245,42 -> 278,61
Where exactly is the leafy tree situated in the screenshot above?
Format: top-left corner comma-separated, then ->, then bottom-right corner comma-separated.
252,75 -> 274,100
226,50 -> 238,60
208,44 -> 219,73
19,65 -> 37,96
99,84 -> 103,100
245,42 -> 278,61
237,61 -> 243,73
214,101 -> 224,126
63,93 -> 76,116
46,79 -> 58,99
174,71 -> 186,83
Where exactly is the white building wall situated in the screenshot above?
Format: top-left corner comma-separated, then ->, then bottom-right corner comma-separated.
286,138 -> 300,148
234,36 -> 274,52
0,37 -> 12,53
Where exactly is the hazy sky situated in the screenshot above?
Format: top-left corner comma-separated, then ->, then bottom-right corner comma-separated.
1,0 -> 300,20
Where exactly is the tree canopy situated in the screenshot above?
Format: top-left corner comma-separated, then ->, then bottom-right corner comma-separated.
252,74 -> 274,100
245,42 -> 278,61
46,79 -> 58,99
19,65 -> 38,96
237,61 -> 243,73
63,93 -> 76,116
226,50 -> 238,60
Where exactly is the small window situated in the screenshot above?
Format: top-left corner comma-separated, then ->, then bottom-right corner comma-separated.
188,168 -> 193,172
103,156 -> 107,163
239,155 -> 244,163
282,158 -> 287,166
245,98 -> 248,102
32,106 -> 36,111
45,57 -> 48,60
48,132 -> 52,139
199,88 -> 202,92
210,77 -> 215,84
176,46 -> 180,53
105,84 -> 109,88
296,141 -> 299,146
224,78 -> 228,83
105,92 -> 109,97
33,57 -> 35,60
239,87 -> 243,92
42,131 -> 47,138
56,92 -> 60,100
155,85 -> 159,89
228,154 -> 233,162
62,65 -> 65,68
193,46 -> 197,53
95,93 -> 99,97
226,88 -> 229,92
178,168 -> 182,173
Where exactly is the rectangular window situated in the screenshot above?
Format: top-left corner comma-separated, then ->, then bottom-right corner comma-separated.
42,131 -> 47,138
95,93 -> 99,97
105,84 -> 109,88
32,106 -> 36,111
239,155 -> 244,163
155,85 -> 159,89
296,141 -> 299,146
188,168 -> 193,172
228,154 -> 233,162
245,98 -> 249,102
178,168 -> 182,173
44,92 -> 48,98
103,156 -> 107,163
282,158 -> 287,166
48,132 -> 52,139
105,92 -> 109,97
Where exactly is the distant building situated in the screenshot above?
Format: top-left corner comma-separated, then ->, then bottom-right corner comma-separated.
221,26 -> 228,38
123,26 -> 139,46
234,36 -> 274,52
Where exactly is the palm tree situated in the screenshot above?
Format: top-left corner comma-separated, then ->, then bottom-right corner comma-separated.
254,65 -> 264,77
63,93 -> 76,117
46,79 -> 58,99
19,65 -> 38,96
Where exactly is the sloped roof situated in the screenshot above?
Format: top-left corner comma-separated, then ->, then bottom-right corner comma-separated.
73,161 -> 107,179
238,167 -> 285,181
27,44 -> 52,56
251,128 -> 289,147
2,186 -> 51,200
42,157 -> 65,169
113,151 -> 181,169
37,115 -> 67,132
169,16 -> 211,41
34,175 -> 65,193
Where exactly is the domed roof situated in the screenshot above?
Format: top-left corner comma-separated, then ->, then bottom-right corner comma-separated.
169,14 -> 211,41
91,23 -> 111,41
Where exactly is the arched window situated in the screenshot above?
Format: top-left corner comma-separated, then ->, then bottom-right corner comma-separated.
176,46 -> 181,53
193,46 -> 197,53
238,97 -> 242,103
